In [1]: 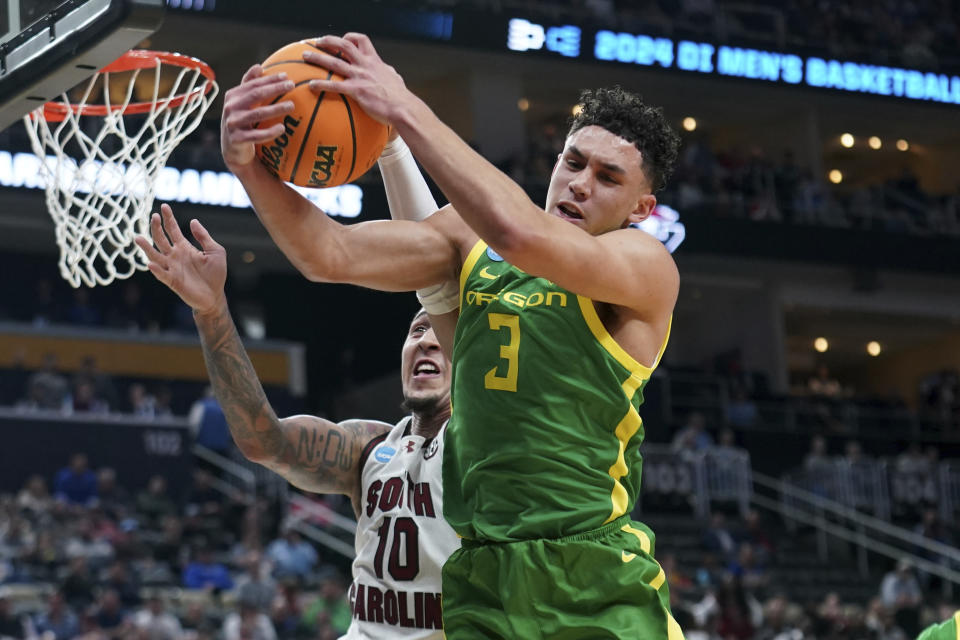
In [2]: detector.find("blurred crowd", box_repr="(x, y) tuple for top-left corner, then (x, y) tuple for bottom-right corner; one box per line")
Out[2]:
(0, 453), (352, 640)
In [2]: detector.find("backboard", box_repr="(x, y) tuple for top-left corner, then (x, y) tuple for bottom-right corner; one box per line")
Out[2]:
(0, 0), (165, 132)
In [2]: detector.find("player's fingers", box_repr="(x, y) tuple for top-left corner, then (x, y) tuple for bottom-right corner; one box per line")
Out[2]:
(160, 204), (186, 246)
(227, 102), (294, 129)
(150, 213), (173, 254)
(241, 64), (263, 83)
(309, 78), (353, 97)
(190, 219), (224, 253)
(311, 35), (356, 59)
(233, 123), (285, 144)
(302, 50), (352, 77)
(226, 76), (293, 112)
(134, 235), (168, 270)
(343, 32), (376, 57)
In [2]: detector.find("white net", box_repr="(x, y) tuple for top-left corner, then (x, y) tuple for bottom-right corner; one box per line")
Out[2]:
(23, 52), (219, 288)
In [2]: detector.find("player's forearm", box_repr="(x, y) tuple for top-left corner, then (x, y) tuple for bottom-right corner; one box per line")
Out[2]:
(193, 301), (288, 466)
(392, 96), (546, 253)
(232, 161), (346, 282)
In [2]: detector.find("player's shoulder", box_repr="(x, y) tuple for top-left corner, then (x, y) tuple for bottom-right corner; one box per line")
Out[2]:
(338, 418), (394, 447)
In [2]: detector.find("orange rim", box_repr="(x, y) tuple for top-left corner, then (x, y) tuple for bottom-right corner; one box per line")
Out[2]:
(41, 50), (217, 122)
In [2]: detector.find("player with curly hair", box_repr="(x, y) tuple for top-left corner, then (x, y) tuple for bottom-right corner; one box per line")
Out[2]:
(221, 33), (683, 638)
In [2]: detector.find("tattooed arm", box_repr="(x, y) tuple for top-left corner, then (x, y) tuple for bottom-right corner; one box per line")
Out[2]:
(135, 205), (390, 506)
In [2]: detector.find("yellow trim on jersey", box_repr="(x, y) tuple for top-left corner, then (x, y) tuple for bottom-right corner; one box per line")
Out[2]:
(954, 611), (959, 640)
(577, 296), (672, 378)
(621, 524), (651, 553)
(620, 524), (685, 639)
(460, 240), (488, 310)
(603, 377), (645, 524)
(579, 295), (673, 524)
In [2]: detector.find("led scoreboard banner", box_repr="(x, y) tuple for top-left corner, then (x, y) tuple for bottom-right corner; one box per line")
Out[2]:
(505, 18), (960, 107)
(165, 1), (960, 108)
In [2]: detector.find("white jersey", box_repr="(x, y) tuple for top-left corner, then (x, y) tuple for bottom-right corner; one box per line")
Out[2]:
(343, 417), (460, 639)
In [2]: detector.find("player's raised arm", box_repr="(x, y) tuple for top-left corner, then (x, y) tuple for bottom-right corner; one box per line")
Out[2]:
(220, 65), (465, 293)
(134, 205), (390, 506)
(305, 35), (679, 321)
(378, 131), (460, 355)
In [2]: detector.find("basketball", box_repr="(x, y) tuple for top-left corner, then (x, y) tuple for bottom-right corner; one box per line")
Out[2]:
(254, 40), (389, 188)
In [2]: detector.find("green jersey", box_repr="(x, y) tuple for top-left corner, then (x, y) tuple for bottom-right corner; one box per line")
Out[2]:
(443, 241), (671, 542)
(918, 612), (960, 640)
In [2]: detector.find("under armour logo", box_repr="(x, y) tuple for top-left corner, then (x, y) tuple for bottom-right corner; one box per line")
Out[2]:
(405, 440), (416, 453)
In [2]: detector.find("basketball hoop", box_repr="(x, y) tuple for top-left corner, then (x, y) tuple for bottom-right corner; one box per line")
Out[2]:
(23, 50), (219, 288)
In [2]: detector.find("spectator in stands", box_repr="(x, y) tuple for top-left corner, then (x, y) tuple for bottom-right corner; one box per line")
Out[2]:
(914, 508), (953, 587)
(269, 577), (305, 638)
(24, 352), (69, 411)
(725, 384), (758, 428)
(803, 435), (832, 475)
(189, 387), (233, 461)
(808, 364), (843, 398)
(70, 379), (109, 414)
(880, 559), (923, 637)
(16, 474), (52, 518)
(266, 527), (318, 582)
(73, 355), (118, 411)
(896, 442), (930, 474)
(182, 543), (233, 591)
(739, 509), (774, 566)
(153, 385), (175, 419)
(92, 588), (131, 638)
(106, 281), (153, 332)
(183, 469), (226, 541)
(131, 594), (182, 640)
(66, 288), (102, 327)
(0, 590), (27, 639)
(151, 515), (186, 575)
(60, 556), (96, 610)
(301, 570), (352, 637)
(53, 453), (98, 507)
(95, 468), (131, 521)
(727, 542), (768, 592)
(64, 516), (114, 570)
(702, 511), (738, 559)
(222, 587), (277, 640)
(31, 278), (63, 326)
(32, 589), (80, 640)
(22, 530), (63, 579)
(135, 475), (177, 530)
(233, 549), (276, 613)
(127, 383), (158, 418)
(659, 552), (695, 608)
(101, 560), (141, 609)
(671, 411), (714, 459)
(715, 577), (757, 640)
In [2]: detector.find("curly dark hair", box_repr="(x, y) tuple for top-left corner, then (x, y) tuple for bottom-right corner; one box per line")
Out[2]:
(568, 87), (680, 193)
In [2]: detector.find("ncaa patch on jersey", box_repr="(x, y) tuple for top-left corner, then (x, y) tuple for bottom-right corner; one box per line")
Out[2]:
(486, 247), (504, 262)
(374, 446), (396, 463)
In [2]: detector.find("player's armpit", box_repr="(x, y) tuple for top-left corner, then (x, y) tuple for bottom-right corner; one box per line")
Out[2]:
(267, 416), (392, 500)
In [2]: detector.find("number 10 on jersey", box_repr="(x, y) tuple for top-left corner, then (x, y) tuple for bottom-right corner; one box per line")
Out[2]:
(374, 516), (420, 580)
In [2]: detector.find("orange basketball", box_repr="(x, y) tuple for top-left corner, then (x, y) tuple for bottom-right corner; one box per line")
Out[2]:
(254, 40), (388, 188)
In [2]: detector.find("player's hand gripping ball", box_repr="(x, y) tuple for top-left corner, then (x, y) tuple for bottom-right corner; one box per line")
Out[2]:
(254, 40), (389, 188)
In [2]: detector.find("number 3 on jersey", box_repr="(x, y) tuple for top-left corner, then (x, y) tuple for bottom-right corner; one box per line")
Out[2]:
(374, 516), (419, 580)
(484, 313), (520, 392)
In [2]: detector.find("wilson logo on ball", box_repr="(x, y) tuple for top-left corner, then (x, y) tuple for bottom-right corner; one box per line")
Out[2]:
(254, 39), (388, 188)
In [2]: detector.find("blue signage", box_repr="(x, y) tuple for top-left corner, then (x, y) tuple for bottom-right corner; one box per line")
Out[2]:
(508, 20), (960, 106)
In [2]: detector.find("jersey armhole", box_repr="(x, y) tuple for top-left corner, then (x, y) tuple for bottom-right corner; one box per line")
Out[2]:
(357, 431), (390, 489)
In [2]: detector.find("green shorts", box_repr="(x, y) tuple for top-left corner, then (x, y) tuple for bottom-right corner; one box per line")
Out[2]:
(441, 516), (685, 639)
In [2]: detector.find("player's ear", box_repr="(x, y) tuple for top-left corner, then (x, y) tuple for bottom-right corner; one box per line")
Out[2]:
(625, 194), (656, 227)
